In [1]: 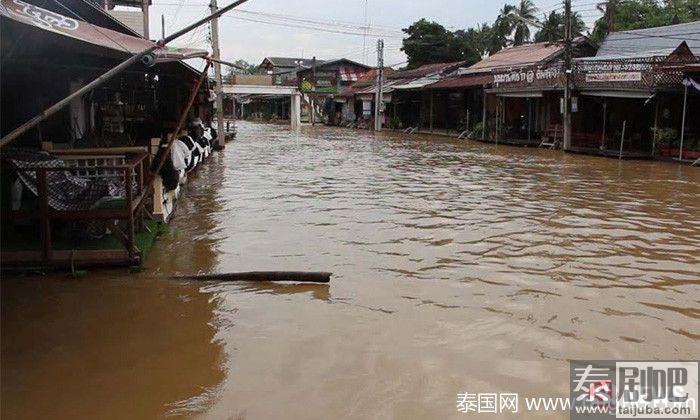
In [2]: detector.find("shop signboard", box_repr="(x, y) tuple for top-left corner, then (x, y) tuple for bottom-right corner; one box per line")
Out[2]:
(493, 66), (563, 88)
(585, 72), (643, 82)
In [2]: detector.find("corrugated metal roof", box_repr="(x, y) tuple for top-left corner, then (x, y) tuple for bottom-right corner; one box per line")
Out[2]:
(387, 61), (463, 79)
(338, 70), (402, 97)
(392, 74), (443, 90)
(262, 57), (324, 68)
(596, 21), (700, 58)
(426, 74), (493, 89)
(460, 42), (564, 74)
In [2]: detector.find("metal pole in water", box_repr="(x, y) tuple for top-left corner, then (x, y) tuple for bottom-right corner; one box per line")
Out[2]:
(679, 84), (688, 161)
(619, 120), (626, 160)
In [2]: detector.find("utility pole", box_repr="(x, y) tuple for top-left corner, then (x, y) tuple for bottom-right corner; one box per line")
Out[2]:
(142, 0), (150, 39)
(374, 38), (384, 131)
(311, 56), (317, 125)
(209, 0), (226, 149)
(563, 0), (572, 150)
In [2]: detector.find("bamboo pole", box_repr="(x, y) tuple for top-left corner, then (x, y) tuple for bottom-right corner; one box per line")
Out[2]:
(152, 61), (211, 178)
(0, 0), (250, 149)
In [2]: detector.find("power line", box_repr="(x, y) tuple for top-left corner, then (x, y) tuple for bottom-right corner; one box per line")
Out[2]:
(220, 14), (405, 39)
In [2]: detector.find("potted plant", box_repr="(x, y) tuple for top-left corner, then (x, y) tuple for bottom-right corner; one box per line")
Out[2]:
(652, 127), (678, 157)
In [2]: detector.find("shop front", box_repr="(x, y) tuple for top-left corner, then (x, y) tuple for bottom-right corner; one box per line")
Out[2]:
(572, 45), (698, 159)
(486, 65), (565, 146)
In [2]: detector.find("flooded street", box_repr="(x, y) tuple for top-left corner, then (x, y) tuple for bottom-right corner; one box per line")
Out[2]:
(2, 121), (699, 419)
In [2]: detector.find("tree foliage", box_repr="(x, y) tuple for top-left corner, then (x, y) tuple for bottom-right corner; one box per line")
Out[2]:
(400, 19), (486, 68)
(400, 0), (700, 68)
(534, 11), (586, 43)
(591, 0), (700, 42)
(512, 0), (538, 45)
(226, 59), (259, 76)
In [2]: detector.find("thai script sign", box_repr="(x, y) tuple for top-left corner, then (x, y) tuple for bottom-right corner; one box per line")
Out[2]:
(585, 72), (643, 82)
(577, 61), (651, 73)
(6, 0), (79, 31)
(493, 67), (562, 86)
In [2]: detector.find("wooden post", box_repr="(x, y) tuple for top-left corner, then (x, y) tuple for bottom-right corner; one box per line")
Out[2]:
(652, 100), (659, 157)
(124, 168), (135, 261)
(527, 98), (531, 143)
(601, 100), (607, 150)
(482, 90), (486, 141)
(429, 91), (434, 132)
(37, 169), (51, 262)
(619, 120), (626, 160)
(495, 98), (500, 144)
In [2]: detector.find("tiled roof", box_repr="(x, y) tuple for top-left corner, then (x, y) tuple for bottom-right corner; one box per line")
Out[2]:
(426, 73), (493, 89)
(596, 21), (700, 58)
(461, 42), (565, 74)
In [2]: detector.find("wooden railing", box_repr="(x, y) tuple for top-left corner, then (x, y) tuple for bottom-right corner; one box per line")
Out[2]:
(2, 147), (151, 267)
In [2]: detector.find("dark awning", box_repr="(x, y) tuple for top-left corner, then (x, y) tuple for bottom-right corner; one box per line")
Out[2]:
(0, 0), (207, 62)
(425, 74), (493, 90)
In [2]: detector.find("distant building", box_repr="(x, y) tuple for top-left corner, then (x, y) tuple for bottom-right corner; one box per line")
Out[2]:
(87, 0), (152, 38)
(258, 57), (325, 85)
(297, 58), (372, 94)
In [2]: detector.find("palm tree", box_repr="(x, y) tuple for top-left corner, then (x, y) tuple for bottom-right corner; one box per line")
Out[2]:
(511, 0), (538, 45)
(474, 23), (494, 58)
(591, 0), (621, 42)
(534, 11), (586, 43)
(598, 0), (620, 31)
(571, 11), (587, 38)
(488, 4), (515, 53)
(534, 11), (562, 43)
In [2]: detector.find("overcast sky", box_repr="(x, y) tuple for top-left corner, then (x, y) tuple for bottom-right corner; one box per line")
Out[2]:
(142, 0), (600, 70)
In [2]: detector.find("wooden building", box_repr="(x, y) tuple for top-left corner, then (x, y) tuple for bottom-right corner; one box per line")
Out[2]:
(569, 22), (700, 159)
(482, 39), (596, 146)
(296, 58), (371, 125)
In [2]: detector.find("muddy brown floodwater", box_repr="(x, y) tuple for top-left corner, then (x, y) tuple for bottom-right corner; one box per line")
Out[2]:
(2, 121), (699, 419)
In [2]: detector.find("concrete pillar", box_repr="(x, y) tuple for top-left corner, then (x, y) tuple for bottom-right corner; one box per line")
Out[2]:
(290, 94), (301, 129)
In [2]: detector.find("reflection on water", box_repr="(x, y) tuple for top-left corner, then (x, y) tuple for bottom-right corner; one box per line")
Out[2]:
(0, 275), (224, 419)
(2, 121), (699, 419)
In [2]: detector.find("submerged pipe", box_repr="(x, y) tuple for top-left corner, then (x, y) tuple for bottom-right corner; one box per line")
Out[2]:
(170, 271), (332, 283)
